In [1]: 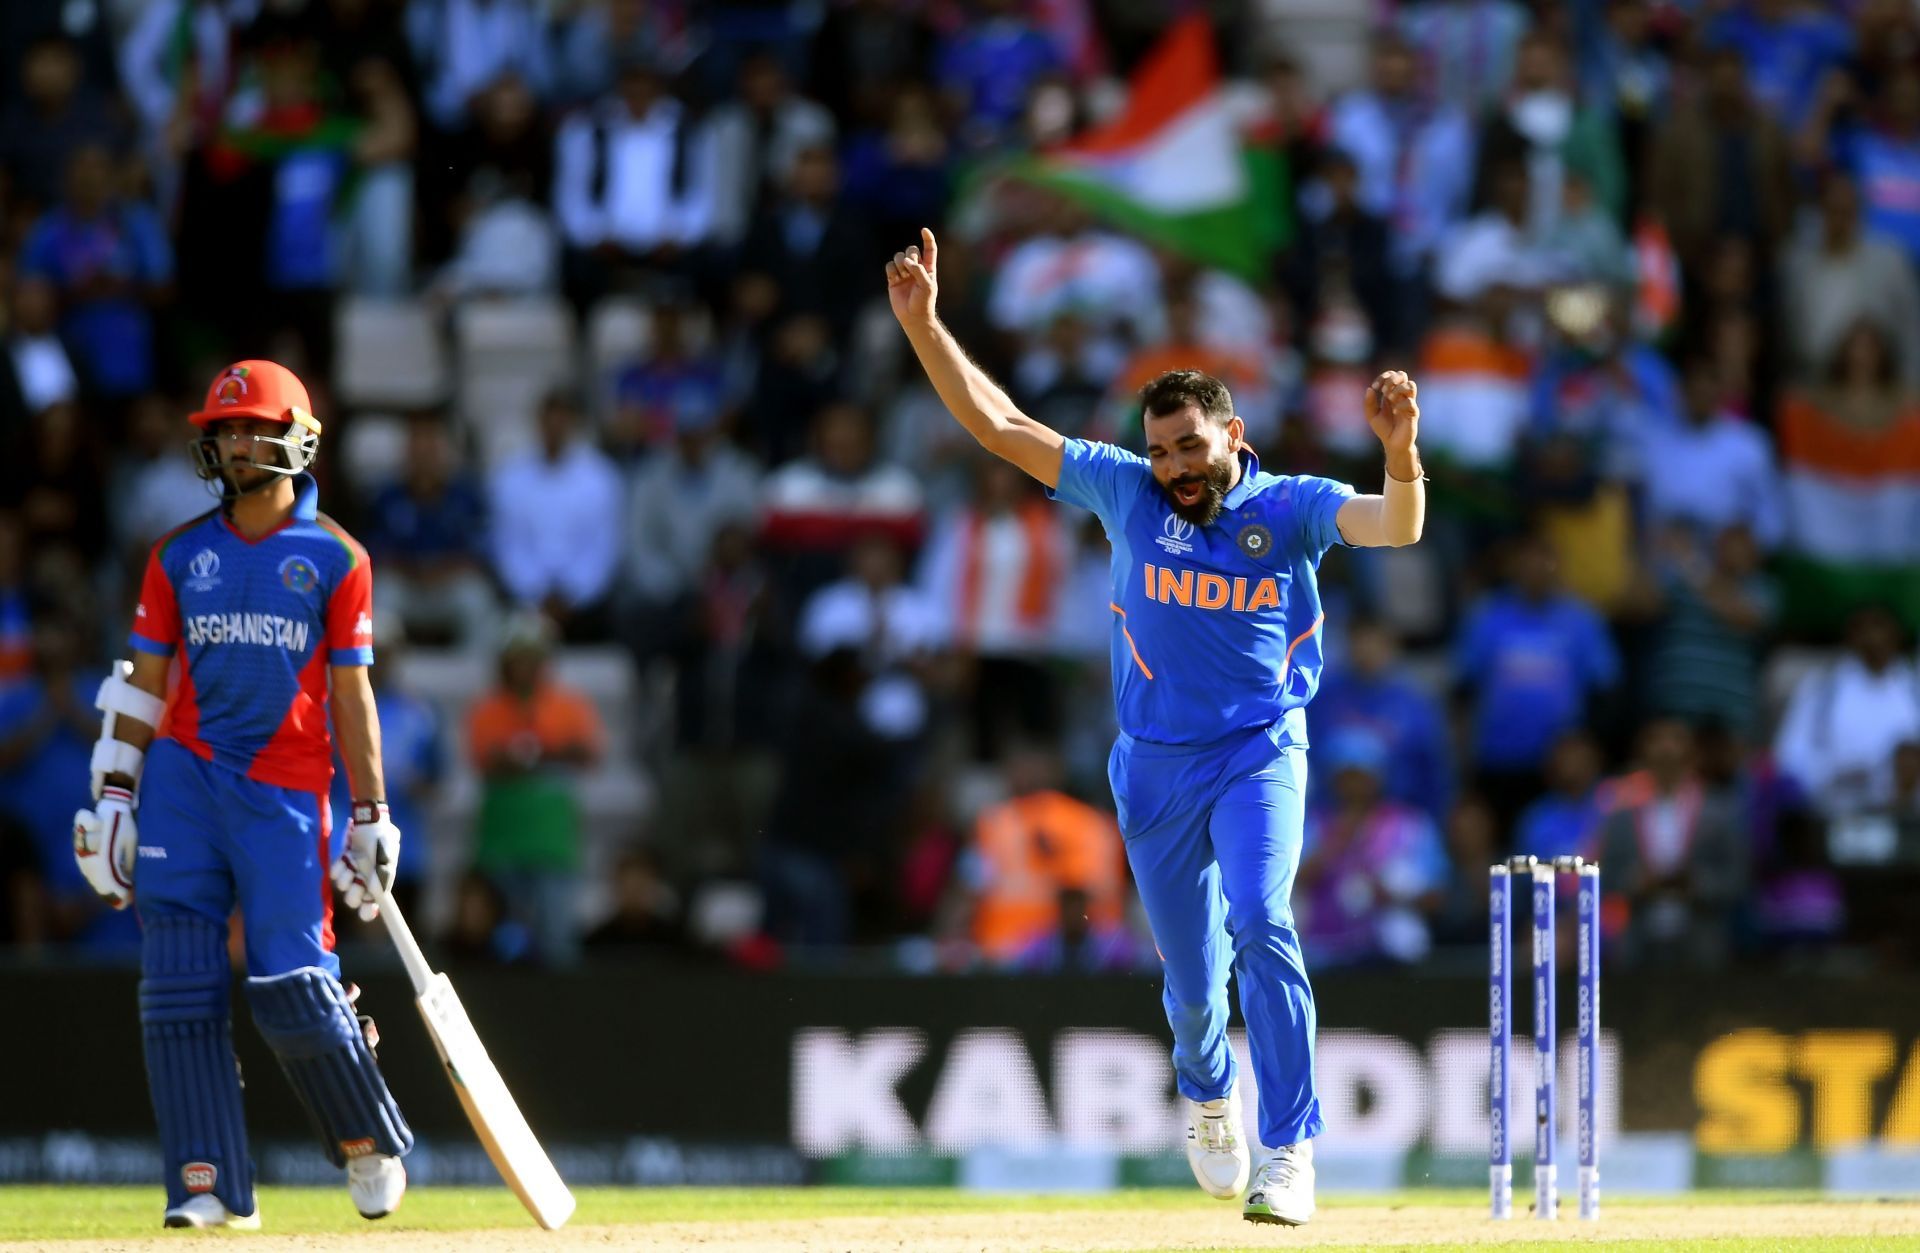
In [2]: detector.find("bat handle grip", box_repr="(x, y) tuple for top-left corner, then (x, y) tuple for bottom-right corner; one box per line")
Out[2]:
(371, 876), (436, 997)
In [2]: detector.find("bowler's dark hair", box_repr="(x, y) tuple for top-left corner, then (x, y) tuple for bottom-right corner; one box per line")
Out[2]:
(1139, 370), (1234, 426)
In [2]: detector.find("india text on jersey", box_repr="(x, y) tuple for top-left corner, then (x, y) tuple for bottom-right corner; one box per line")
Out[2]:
(1142, 562), (1284, 613)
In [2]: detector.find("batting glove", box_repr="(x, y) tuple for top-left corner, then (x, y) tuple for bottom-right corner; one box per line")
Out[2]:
(332, 801), (400, 922)
(73, 785), (137, 910)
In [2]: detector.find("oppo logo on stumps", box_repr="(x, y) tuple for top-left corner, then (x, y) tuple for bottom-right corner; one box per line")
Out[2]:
(182, 1161), (217, 1193)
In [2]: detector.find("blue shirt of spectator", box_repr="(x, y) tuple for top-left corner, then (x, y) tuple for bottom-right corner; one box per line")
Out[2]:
(365, 476), (489, 567)
(936, 17), (1061, 147)
(330, 685), (443, 884)
(0, 671), (141, 947)
(1847, 128), (1920, 267)
(1708, 4), (1852, 128)
(20, 198), (171, 398)
(1515, 788), (1607, 861)
(1456, 554), (1620, 772)
(1311, 626), (1452, 823)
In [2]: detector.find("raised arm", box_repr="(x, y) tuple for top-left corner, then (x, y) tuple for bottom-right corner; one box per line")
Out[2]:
(1336, 370), (1426, 549)
(887, 228), (1066, 487)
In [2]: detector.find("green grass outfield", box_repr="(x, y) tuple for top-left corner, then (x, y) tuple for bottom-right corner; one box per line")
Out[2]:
(2, 1186), (1918, 1250)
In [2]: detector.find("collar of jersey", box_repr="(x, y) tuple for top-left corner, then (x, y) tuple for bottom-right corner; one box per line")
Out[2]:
(218, 473), (320, 544)
(1221, 448), (1262, 512)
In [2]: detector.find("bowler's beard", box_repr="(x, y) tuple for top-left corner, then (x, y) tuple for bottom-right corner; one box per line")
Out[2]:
(1163, 456), (1236, 528)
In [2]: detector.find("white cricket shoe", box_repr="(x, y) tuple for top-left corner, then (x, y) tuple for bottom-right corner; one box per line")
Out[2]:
(347, 1153), (407, 1219)
(1184, 1088), (1251, 1199)
(163, 1194), (261, 1230)
(1243, 1140), (1315, 1226)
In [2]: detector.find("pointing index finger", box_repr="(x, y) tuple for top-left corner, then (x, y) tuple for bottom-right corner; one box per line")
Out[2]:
(922, 227), (938, 274)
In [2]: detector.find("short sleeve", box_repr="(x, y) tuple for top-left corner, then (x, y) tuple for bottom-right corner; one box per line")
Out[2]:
(130, 548), (180, 656)
(1045, 438), (1150, 526)
(1290, 474), (1357, 558)
(326, 556), (375, 666)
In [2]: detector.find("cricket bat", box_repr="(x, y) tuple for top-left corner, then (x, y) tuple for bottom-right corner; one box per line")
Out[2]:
(373, 880), (576, 1229)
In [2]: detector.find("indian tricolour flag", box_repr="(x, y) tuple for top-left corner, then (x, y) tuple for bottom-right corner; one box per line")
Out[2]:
(998, 15), (1286, 279)
(1777, 392), (1920, 631)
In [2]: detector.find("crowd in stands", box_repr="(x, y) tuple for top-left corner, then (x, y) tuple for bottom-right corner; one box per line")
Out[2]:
(2, 0), (1918, 975)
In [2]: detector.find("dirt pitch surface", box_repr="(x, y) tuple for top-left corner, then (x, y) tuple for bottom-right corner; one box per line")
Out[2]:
(5, 1201), (1919, 1252)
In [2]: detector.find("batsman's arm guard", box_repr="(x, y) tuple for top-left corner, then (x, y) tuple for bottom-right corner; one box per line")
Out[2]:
(90, 661), (165, 800)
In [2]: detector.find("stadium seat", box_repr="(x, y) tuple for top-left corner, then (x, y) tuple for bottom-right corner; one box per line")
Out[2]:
(452, 298), (578, 465)
(334, 298), (449, 410)
(337, 414), (407, 504)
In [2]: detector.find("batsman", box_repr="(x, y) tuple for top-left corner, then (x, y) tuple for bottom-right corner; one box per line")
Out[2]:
(887, 231), (1424, 1224)
(71, 360), (412, 1228)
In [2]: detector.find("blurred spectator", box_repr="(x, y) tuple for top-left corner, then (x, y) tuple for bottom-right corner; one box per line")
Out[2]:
(1, 275), (79, 426)
(761, 401), (925, 585)
(1841, 63), (1920, 273)
(4, 402), (108, 570)
(1597, 717), (1748, 969)
(366, 412), (497, 650)
(1296, 729), (1452, 966)
(809, 0), (938, 131)
(1327, 33), (1477, 283)
(467, 613), (606, 966)
(1636, 524), (1777, 739)
(583, 847), (684, 951)
(917, 460), (1068, 760)
(1514, 729), (1608, 862)
(0, 4), (118, 112)
(1409, 304), (1533, 474)
(19, 144), (171, 400)
(489, 391), (624, 641)
(1311, 616), (1452, 823)
(408, 0), (553, 134)
(1639, 357), (1784, 551)
(1775, 605), (1920, 817)
(1521, 429), (1638, 617)
(557, 0), (705, 106)
(935, 0), (1063, 152)
(1435, 159), (1557, 304)
(0, 515), (34, 690)
(1649, 47), (1794, 275)
(422, 71), (552, 280)
(800, 533), (942, 742)
(554, 54), (718, 308)
(1099, 281), (1270, 445)
(444, 868), (533, 964)
(1012, 311), (1116, 442)
(987, 199), (1162, 351)
(706, 50), (836, 248)
(0, 35), (125, 215)
(112, 391), (213, 561)
(761, 646), (909, 947)
(0, 813), (45, 947)
(959, 742), (1125, 965)
(839, 84), (954, 253)
(1476, 33), (1625, 237)
(1433, 792), (1500, 942)
(737, 142), (874, 341)
(1574, 0), (1671, 198)
(1286, 150), (1396, 361)
(618, 381), (762, 657)
(1780, 170), (1920, 389)
(1705, 0), (1853, 129)
(1455, 533), (1621, 836)
(329, 619), (444, 924)
(0, 619), (138, 949)
(607, 296), (727, 462)
(1398, 0), (1530, 118)
(1012, 885), (1146, 973)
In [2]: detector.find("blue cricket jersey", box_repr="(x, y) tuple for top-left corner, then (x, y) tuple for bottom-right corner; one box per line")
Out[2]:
(1047, 438), (1354, 747)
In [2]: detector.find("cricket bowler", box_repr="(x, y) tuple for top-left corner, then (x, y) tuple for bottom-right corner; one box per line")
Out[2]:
(71, 360), (413, 1228)
(887, 230), (1424, 1224)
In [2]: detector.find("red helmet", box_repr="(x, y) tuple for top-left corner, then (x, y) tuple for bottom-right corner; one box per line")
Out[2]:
(188, 360), (323, 495)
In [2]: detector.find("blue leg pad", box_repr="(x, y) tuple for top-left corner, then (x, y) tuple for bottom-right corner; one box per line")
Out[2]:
(245, 967), (413, 1168)
(140, 914), (255, 1215)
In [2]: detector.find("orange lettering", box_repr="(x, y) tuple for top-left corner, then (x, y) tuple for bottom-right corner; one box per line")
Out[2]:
(1142, 563), (1158, 600)
(1163, 569), (1194, 606)
(1246, 578), (1281, 612)
(1232, 577), (1248, 612)
(1197, 574), (1230, 610)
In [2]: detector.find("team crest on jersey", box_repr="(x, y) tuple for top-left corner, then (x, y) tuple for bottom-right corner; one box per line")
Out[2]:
(182, 1161), (216, 1194)
(1155, 512), (1196, 556)
(279, 555), (319, 593)
(1238, 523), (1274, 560)
(215, 365), (250, 404)
(187, 548), (222, 591)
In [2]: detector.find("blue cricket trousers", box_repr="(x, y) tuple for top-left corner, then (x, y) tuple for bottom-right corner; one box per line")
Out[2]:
(1108, 722), (1324, 1149)
(135, 738), (338, 978)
